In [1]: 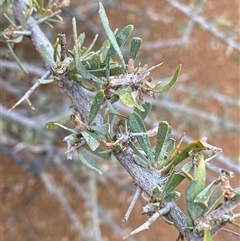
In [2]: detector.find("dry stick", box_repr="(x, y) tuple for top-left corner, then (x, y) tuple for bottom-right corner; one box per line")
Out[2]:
(2, 105), (44, 130)
(150, 99), (239, 131)
(122, 186), (142, 227)
(123, 203), (172, 239)
(20, 210), (41, 241)
(168, 0), (240, 52)
(142, 1), (201, 50)
(221, 228), (240, 238)
(174, 85), (240, 108)
(89, 171), (102, 241)
(9, 70), (51, 112)
(1, 60), (46, 76)
(53, 158), (138, 240)
(40, 172), (89, 240)
(36, 10), (62, 24)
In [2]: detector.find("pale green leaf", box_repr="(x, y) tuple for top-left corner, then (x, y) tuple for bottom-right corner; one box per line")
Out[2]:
(38, 78), (54, 84)
(46, 117), (70, 130)
(203, 230), (214, 241)
(77, 32), (85, 47)
(131, 91), (145, 111)
(119, 89), (135, 108)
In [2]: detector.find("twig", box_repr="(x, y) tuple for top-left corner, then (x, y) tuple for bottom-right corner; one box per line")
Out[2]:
(122, 186), (142, 227)
(36, 10), (62, 24)
(150, 98), (239, 131)
(0, 143), (40, 175)
(89, 171), (102, 241)
(174, 84), (240, 108)
(167, 0), (240, 52)
(102, 171), (136, 195)
(40, 171), (89, 240)
(53, 158), (138, 240)
(205, 162), (234, 178)
(20, 210), (41, 241)
(221, 228), (240, 237)
(1, 59), (46, 76)
(123, 203), (171, 239)
(142, 0), (206, 50)
(9, 70), (52, 112)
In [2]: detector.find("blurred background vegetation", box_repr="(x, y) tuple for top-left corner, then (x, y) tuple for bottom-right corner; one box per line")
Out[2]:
(1, 0), (239, 240)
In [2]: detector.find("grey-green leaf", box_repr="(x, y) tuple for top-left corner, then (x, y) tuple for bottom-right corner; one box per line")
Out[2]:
(155, 121), (172, 166)
(133, 154), (148, 168)
(154, 64), (181, 93)
(7, 43), (28, 74)
(81, 131), (100, 151)
(39, 44), (56, 68)
(98, 3), (126, 69)
(89, 90), (105, 124)
(78, 148), (102, 174)
(128, 112), (154, 164)
(163, 191), (180, 202)
(186, 154), (206, 226)
(204, 189), (222, 214)
(161, 170), (185, 197)
(77, 32), (85, 46)
(90, 123), (108, 137)
(194, 179), (221, 209)
(107, 25), (134, 56)
(75, 53), (104, 84)
(134, 102), (152, 120)
(130, 37), (142, 60)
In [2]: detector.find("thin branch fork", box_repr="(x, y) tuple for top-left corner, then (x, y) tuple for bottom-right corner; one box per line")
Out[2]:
(123, 203), (171, 239)
(40, 172), (89, 240)
(167, 0), (240, 52)
(9, 70), (52, 112)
